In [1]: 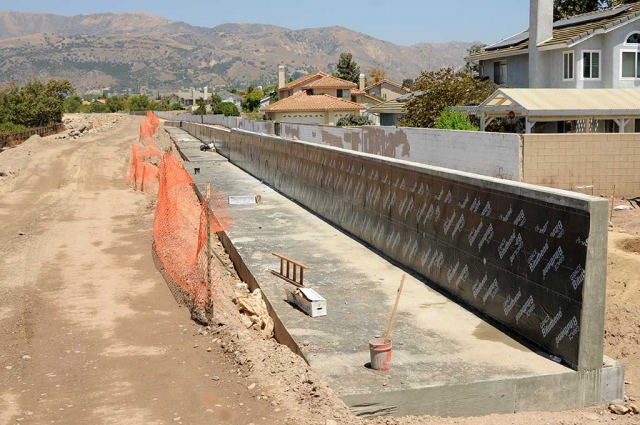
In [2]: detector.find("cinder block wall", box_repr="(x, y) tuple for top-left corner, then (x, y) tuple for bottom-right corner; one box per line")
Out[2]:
(280, 123), (522, 181)
(523, 133), (640, 196)
(224, 128), (607, 372)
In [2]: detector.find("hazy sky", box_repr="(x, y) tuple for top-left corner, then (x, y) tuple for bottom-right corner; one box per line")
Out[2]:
(3, 0), (531, 45)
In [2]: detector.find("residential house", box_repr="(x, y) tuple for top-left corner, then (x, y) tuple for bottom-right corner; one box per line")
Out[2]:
(92, 99), (107, 105)
(367, 92), (421, 126)
(466, 0), (640, 89)
(217, 90), (243, 111)
(169, 87), (213, 110)
(263, 66), (380, 124)
(364, 79), (411, 101)
(262, 91), (366, 125)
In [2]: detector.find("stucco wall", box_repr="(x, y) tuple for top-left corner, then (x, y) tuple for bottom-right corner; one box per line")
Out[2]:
(279, 123), (522, 180)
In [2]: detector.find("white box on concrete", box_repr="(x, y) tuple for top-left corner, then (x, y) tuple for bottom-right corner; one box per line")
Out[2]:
(285, 287), (327, 317)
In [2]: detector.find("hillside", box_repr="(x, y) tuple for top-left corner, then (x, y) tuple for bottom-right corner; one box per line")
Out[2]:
(0, 11), (475, 93)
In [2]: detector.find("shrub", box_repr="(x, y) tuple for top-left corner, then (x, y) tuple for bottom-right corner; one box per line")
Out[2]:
(336, 114), (372, 127)
(435, 109), (478, 131)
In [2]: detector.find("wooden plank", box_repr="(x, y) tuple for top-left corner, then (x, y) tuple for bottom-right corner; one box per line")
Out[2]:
(272, 252), (309, 269)
(270, 270), (305, 288)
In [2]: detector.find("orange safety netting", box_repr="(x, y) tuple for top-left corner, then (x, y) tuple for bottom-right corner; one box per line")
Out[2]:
(128, 111), (233, 323)
(129, 111), (161, 193)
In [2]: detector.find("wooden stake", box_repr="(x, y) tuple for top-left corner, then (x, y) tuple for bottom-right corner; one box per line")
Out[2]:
(610, 184), (616, 222)
(383, 274), (405, 344)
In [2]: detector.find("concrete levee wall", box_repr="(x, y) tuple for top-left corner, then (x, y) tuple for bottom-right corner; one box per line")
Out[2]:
(223, 128), (607, 372)
(280, 123), (522, 181)
(523, 133), (640, 197)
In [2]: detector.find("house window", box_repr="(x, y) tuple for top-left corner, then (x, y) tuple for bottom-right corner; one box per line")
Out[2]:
(306, 89), (313, 95)
(383, 93), (387, 100)
(626, 32), (640, 44)
(622, 33), (640, 79)
(582, 51), (600, 80)
(337, 89), (343, 98)
(494, 61), (506, 85)
(621, 51), (640, 78)
(563, 51), (574, 80)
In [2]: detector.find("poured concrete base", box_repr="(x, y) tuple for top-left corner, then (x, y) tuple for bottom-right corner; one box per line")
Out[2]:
(170, 130), (625, 417)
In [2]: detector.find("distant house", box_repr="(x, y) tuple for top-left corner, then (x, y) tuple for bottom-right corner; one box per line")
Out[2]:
(466, 0), (640, 89)
(367, 92), (419, 126)
(217, 90), (243, 110)
(364, 79), (411, 101)
(169, 87), (213, 110)
(92, 99), (107, 105)
(259, 96), (272, 110)
(262, 91), (366, 125)
(82, 100), (91, 106)
(263, 66), (378, 125)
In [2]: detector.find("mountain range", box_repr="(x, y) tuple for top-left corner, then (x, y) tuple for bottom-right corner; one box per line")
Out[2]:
(0, 11), (475, 94)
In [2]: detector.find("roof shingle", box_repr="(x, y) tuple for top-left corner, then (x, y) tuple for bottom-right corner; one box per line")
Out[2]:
(262, 92), (365, 112)
(467, 3), (640, 61)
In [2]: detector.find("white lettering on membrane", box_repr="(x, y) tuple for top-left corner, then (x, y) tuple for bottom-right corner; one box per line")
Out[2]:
(443, 211), (456, 236)
(469, 221), (483, 247)
(478, 224), (494, 252)
(499, 205), (512, 222)
(483, 279), (499, 304)
(515, 295), (535, 323)
(498, 231), (516, 259)
(555, 316), (579, 346)
(513, 210), (526, 227)
(570, 265), (585, 290)
(446, 261), (460, 283)
(550, 220), (565, 238)
(472, 274), (488, 298)
(542, 247), (565, 279)
(503, 289), (521, 316)
(455, 265), (469, 289)
(510, 234), (524, 265)
(452, 214), (466, 239)
(541, 308), (563, 338)
(528, 242), (549, 272)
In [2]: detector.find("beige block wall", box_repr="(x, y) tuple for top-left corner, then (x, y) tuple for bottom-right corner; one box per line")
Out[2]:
(522, 133), (640, 196)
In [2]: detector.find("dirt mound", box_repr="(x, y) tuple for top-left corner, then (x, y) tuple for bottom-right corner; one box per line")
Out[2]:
(619, 237), (640, 253)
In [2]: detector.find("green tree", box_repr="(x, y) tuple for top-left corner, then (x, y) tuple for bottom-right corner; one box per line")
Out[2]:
(210, 93), (222, 105)
(399, 68), (497, 128)
(171, 103), (184, 110)
(89, 103), (107, 113)
(105, 96), (125, 112)
(246, 83), (256, 94)
(213, 102), (240, 117)
(127, 94), (151, 112)
(336, 114), (372, 126)
(435, 109), (478, 131)
(334, 53), (360, 83)
(194, 98), (207, 115)
(402, 79), (414, 90)
(0, 79), (74, 127)
(554, 0), (634, 20)
(64, 96), (83, 113)
(465, 44), (486, 73)
(241, 92), (263, 113)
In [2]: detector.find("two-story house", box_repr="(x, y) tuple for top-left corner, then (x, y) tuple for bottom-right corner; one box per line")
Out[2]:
(364, 79), (411, 101)
(262, 66), (381, 125)
(466, 0), (640, 89)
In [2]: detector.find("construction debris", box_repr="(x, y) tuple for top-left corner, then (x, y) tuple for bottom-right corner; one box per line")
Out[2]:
(234, 288), (274, 339)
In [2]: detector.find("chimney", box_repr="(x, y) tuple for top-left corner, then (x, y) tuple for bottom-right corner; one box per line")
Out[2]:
(359, 73), (365, 91)
(529, 0), (553, 88)
(278, 65), (285, 88)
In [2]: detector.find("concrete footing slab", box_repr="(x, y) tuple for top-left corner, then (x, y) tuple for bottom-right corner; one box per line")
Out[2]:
(168, 129), (625, 418)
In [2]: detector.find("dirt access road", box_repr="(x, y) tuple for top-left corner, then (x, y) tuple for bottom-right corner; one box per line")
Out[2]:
(0, 115), (283, 424)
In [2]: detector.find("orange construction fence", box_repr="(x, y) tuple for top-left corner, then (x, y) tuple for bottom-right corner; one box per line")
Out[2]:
(128, 111), (233, 323)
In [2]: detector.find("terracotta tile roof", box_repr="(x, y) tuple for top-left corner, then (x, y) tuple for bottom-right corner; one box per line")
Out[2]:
(360, 93), (384, 104)
(467, 3), (640, 61)
(364, 79), (411, 93)
(262, 92), (365, 112)
(301, 75), (357, 90)
(280, 71), (327, 91)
